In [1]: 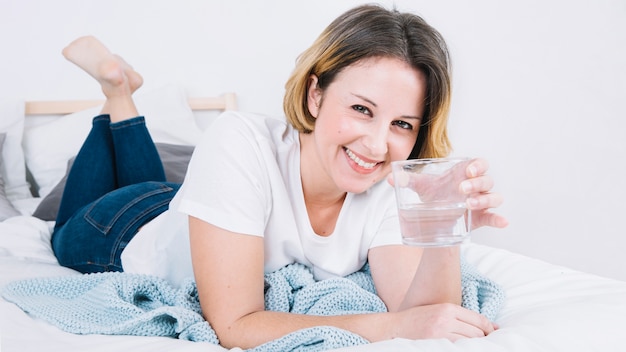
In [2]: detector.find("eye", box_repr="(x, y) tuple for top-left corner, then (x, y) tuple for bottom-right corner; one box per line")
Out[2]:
(352, 104), (372, 116)
(392, 120), (414, 130)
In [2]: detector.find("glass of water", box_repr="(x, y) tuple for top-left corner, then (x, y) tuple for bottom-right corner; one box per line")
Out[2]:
(391, 157), (472, 247)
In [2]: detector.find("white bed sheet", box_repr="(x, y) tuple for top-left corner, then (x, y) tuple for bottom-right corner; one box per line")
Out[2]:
(2, 208), (626, 352)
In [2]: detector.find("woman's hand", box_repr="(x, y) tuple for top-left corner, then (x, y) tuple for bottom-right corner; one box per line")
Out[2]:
(387, 157), (508, 230)
(391, 303), (498, 341)
(459, 158), (508, 230)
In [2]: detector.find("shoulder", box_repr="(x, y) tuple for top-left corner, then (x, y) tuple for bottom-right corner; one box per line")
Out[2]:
(194, 111), (294, 155)
(210, 111), (292, 139)
(188, 111), (298, 184)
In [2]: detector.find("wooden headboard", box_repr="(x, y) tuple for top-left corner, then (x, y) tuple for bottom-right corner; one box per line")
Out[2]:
(24, 93), (237, 115)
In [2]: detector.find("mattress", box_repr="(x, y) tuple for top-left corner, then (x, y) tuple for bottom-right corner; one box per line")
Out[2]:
(2, 202), (626, 351)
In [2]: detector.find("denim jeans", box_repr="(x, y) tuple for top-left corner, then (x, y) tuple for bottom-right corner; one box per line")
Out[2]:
(51, 115), (180, 273)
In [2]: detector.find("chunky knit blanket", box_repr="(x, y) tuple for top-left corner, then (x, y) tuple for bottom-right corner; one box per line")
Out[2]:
(2, 260), (504, 351)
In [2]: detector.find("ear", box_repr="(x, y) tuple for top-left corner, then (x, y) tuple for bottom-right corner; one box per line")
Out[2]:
(306, 74), (322, 118)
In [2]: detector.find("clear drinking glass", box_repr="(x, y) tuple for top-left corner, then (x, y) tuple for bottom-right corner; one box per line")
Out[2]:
(391, 157), (472, 247)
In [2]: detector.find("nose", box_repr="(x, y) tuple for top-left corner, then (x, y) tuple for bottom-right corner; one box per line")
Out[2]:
(362, 122), (389, 157)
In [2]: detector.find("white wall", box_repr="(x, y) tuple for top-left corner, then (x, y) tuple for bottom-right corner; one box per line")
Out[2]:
(1, 0), (625, 280)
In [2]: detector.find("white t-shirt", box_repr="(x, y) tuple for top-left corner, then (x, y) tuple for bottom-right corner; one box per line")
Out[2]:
(122, 111), (402, 286)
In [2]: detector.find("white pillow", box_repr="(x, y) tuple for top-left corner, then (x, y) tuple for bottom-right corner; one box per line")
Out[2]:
(0, 99), (31, 200)
(23, 84), (203, 198)
(0, 133), (22, 220)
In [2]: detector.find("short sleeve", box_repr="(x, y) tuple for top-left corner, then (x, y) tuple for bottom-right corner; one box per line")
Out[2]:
(368, 188), (403, 248)
(175, 112), (271, 236)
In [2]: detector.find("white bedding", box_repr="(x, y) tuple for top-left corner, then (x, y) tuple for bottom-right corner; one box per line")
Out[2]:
(2, 203), (626, 352)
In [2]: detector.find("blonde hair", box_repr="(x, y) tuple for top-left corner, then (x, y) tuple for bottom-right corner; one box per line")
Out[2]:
(283, 4), (452, 159)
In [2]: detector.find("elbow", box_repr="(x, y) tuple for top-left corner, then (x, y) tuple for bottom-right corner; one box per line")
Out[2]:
(212, 322), (243, 349)
(209, 312), (262, 350)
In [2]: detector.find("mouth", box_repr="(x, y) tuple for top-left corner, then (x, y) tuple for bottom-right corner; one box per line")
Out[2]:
(343, 147), (381, 170)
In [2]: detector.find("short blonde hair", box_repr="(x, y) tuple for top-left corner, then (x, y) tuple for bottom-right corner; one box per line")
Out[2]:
(283, 4), (452, 159)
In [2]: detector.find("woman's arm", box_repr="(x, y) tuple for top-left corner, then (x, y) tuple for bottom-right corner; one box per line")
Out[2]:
(189, 216), (392, 348)
(368, 245), (461, 312)
(190, 217), (493, 349)
(368, 158), (506, 324)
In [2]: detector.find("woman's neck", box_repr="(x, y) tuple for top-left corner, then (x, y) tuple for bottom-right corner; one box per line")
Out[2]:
(299, 132), (347, 236)
(298, 132), (346, 204)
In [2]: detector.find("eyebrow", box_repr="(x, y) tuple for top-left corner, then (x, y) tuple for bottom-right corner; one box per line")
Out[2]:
(353, 93), (378, 108)
(352, 93), (422, 121)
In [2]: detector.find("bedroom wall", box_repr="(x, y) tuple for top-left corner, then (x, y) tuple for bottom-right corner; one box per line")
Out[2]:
(1, 0), (625, 281)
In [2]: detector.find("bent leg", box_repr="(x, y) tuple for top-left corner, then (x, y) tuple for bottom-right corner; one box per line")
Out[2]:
(55, 115), (116, 227)
(55, 36), (160, 226)
(52, 181), (181, 273)
(53, 36), (170, 272)
(110, 116), (166, 188)
(55, 115), (167, 227)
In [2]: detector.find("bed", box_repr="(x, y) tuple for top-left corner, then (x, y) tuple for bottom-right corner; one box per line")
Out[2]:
(2, 86), (626, 352)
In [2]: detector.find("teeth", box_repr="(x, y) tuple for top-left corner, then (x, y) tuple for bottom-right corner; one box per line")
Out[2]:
(345, 148), (377, 169)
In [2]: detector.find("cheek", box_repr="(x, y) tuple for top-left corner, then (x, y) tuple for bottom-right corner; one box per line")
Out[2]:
(335, 119), (354, 135)
(318, 112), (352, 137)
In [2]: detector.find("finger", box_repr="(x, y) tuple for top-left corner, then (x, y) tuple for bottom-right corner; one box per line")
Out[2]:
(460, 175), (494, 195)
(408, 173), (439, 195)
(456, 310), (496, 336)
(450, 321), (489, 339)
(472, 211), (509, 229)
(466, 158), (489, 178)
(467, 192), (503, 210)
(446, 332), (467, 342)
(387, 173), (395, 186)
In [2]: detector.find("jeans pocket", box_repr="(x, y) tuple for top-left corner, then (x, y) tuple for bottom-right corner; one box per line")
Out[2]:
(83, 181), (178, 236)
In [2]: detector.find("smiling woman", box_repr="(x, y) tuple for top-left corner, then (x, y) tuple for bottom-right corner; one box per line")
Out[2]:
(180, 4), (506, 349)
(283, 5), (453, 161)
(300, 56), (425, 193)
(2, 1), (626, 351)
(10, 3), (505, 351)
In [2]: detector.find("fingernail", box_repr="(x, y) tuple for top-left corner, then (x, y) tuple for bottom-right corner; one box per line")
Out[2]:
(468, 165), (478, 177)
(467, 198), (478, 208)
(461, 181), (472, 193)
(395, 171), (409, 187)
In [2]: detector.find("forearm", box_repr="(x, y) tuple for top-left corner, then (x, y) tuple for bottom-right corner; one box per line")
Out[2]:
(217, 310), (393, 349)
(398, 245), (461, 310)
(221, 245), (461, 349)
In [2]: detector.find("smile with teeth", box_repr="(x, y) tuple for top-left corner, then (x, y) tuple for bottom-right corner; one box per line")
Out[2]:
(344, 147), (379, 169)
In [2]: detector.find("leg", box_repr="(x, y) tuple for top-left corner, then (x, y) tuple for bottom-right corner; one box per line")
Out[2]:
(54, 115), (116, 227)
(52, 181), (181, 273)
(53, 117), (169, 273)
(110, 116), (167, 188)
(63, 36), (165, 185)
(52, 37), (173, 273)
(79, 37), (169, 186)
(55, 115), (167, 227)
(55, 36), (166, 226)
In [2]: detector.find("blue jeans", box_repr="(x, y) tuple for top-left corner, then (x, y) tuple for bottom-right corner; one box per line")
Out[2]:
(51, 115), (181, 273)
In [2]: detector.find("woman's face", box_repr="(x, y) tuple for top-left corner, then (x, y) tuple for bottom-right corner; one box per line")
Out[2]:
(305, 56), (427, 194)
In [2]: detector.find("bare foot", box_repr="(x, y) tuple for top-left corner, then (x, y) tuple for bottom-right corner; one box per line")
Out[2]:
(63, 36), (143, 121)
(112, 54), (143, 93)
(62, 36), (143, 98)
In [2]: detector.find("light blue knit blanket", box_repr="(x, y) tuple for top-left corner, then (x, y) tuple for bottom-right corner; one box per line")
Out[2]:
(2, 260), (504, 351)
